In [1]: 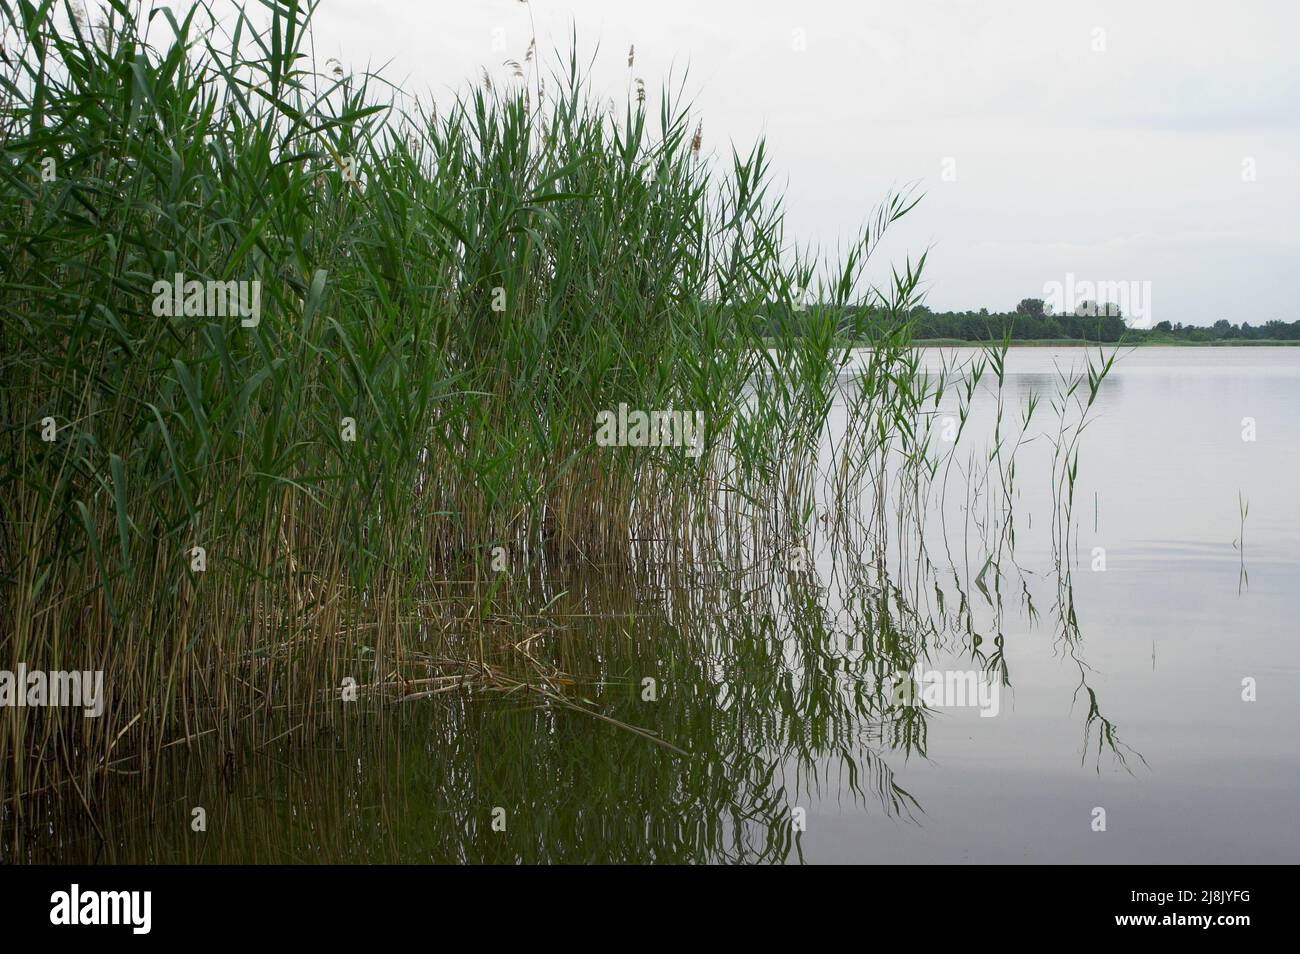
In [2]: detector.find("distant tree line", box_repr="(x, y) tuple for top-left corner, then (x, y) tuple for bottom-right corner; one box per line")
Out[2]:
(908, 298), (1131, 342)
(761, 298), (1300, 343)
(907, 298), (1300, 342)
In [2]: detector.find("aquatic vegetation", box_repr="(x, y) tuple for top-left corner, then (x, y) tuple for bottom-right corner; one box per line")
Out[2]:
(0, 1), (1129, 860)
(0, 0), (928, 816)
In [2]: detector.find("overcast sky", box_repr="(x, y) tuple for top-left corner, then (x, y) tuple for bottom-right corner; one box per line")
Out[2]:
(304, 0), (1299, 326)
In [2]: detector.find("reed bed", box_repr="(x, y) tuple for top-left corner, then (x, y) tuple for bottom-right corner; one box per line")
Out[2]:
(0, 0), (951, 834)
(0, 2), (1128, 844)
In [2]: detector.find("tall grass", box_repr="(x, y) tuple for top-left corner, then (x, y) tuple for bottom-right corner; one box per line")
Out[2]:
(0, 0), (935, 824)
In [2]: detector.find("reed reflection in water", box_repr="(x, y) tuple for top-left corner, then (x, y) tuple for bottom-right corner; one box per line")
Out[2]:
(16, 355), (1136, 863)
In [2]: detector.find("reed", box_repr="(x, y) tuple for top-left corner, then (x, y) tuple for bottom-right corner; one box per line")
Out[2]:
(0, 0), (937, 827)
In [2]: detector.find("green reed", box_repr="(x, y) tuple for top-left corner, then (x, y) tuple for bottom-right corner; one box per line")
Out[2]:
(0, 0), (930, 816)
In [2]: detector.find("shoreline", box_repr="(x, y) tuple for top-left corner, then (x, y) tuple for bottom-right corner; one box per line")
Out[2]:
(909, 338), (1300, 348)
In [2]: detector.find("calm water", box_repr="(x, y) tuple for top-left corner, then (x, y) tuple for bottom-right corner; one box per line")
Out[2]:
(830, 346), (1300, 863)
(24, 347), (1300, 864)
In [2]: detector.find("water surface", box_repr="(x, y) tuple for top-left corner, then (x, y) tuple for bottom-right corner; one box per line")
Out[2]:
(23, 347), (1300, 864)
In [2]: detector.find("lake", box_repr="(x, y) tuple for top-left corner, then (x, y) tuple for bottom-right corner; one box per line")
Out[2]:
(22, 347), (1300, 864)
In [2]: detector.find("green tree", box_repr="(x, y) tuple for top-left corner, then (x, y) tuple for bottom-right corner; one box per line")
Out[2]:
(1016, 298), (1046, 319)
